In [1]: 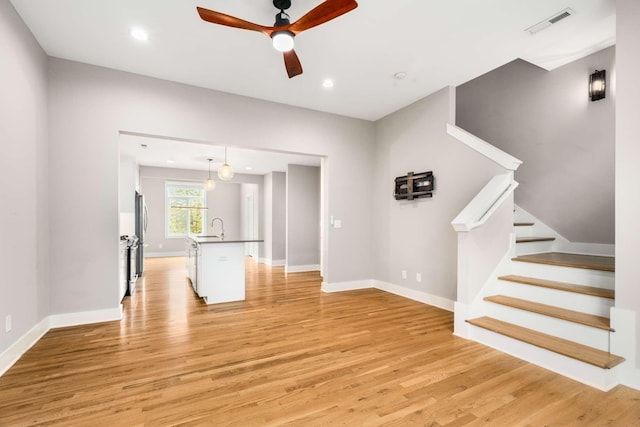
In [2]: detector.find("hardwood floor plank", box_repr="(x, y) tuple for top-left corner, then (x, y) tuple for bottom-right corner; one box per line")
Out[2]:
(1, 257), (639, 426)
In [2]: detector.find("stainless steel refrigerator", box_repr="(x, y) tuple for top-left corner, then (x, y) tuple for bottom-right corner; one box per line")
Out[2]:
(135, 191), (147, 276)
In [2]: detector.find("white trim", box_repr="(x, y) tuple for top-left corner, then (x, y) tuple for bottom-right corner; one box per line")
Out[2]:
(0, 317), (50, 377)
(447, 123), (522, 171)
(451, 173), (519, 232)
(258, 257), (266, 264)
(611, 307), (640, 391)
(48, 307), (123, 329)
(0, 307), (123, 378)
(285, 264), (320, 273)
(145, 251), (185, 258)
(373, 280), (455, 312)
(321, 279), (455, 312)
(264, 259), (286, 267)
(321, 280), (373, 293)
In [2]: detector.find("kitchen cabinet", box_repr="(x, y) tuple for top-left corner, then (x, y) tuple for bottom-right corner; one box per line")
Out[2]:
(186, 236), (263, 304)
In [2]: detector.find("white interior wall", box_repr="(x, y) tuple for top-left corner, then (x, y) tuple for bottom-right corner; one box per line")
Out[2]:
(615, 0), (640, 383)
(0, 0), (49, 357)
(47, 58), (375, 316)
(373, 87), (504, 304)
(286, 165), (320, 271)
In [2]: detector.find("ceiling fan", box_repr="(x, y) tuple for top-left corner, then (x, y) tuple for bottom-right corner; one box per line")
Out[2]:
(197, 0), (358, 78)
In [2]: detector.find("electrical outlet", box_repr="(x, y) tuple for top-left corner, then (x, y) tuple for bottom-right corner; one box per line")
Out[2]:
(416, 273), (422, 282)
(401, 270), (407, 280)
(158, 243), (163, 249)
(5, 315), (11, 332)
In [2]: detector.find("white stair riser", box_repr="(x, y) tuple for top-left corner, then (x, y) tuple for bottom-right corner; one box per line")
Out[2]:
(515, 240), (555, 255)
(494, 281), (613, 317)
(515, 226), (534, 238)
(483, 303), (611, 351)
(512, 261), (615, 288)
(468, 325), (620, 391)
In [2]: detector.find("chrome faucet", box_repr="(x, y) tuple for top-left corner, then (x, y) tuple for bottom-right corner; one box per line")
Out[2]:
(210, 217), (225, 239)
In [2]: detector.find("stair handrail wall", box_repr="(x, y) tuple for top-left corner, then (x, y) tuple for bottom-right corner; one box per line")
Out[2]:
(449, 124), (522, 338)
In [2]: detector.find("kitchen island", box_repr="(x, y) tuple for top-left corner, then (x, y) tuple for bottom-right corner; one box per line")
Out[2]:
(186, 236), (263, 304)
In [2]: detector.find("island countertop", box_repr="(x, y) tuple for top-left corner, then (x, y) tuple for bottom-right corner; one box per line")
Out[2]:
(189, 236), (264, 244)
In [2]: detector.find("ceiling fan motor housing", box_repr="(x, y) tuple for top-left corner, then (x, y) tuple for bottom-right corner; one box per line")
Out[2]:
(274, 11), (291, 27)
(273, 0), (292, 11)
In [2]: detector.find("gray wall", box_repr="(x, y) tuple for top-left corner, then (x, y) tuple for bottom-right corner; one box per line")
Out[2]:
(456, 48), (616, 244)
(47, 57), (374, 315)
(139, 166), (247, 255)
(263, 172), (287, 264)
(286, 165), (320, 269)
(0, 0), (49, 355)
(373, 87), (504, 301)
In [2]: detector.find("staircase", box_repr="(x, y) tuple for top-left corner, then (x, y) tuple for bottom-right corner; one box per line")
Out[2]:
(464, 217), (623, 390)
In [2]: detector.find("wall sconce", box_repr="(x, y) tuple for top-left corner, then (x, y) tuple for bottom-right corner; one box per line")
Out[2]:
(589, 69), (606, 101)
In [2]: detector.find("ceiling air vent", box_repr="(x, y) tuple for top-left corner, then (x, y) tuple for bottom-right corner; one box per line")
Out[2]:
(525, 8), (575, 35)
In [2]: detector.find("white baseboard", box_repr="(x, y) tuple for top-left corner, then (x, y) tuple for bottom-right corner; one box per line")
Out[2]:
(373, 280), (455, 312)
(321, 279), (455, 312)
(264, 259), (286, 267)
(0, 306), (123, 378)
(0, 317), (50, 377)
(48, 307), (123, 329)
(321, 279), (373, 293)
(258, 257), (266, 264)
(145, 252), (185, 258)
(285, 264), (320, 273)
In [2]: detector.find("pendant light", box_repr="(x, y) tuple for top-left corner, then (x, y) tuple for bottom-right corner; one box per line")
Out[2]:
(205, 158), (216, 191)
(218, 146), (234, 181)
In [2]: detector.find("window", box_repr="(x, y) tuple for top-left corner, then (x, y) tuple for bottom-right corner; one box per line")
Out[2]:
(166, 181), (206, 237)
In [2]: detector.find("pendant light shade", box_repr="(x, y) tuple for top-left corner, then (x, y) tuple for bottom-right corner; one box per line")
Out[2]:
(205, 158), (216, 191)
(218, 147), (234, 181)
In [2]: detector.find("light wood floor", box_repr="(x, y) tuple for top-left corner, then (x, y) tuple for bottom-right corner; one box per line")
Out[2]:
(1, 257), (640, 426)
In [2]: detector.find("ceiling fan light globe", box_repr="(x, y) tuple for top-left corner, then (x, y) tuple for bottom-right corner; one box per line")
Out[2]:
(218, 164), (234, 181)
(272, 31), (294, 52)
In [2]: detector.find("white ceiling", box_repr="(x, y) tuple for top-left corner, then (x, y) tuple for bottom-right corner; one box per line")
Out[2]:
(11, 0), (615, 122)
(11, 0), (615, 174)
(119, 133), (321, 174)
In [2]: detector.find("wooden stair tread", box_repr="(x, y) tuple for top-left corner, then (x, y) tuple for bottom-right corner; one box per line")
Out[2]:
(466, 317), (625, 369)
(498, 275), (614, 299)
(512, 252), (615, 272)
(514, 222), (534, 226)
(516, 236), (556, 243)
(484, 295), (613, 331)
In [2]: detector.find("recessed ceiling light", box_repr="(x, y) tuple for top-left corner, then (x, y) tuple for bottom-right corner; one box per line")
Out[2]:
(245, 166), (253, 171)
(130, 28), (149, 42)
(166, 160), (175, 164)
(322, 79), (334, 89)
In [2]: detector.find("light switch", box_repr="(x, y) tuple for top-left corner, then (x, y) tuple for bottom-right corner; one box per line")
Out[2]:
(333, 219), (342, 228)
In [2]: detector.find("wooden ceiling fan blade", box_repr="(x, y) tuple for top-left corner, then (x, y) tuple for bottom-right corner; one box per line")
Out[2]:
(197, 7), (271, 35)
(283, 50), (303, 78)
(289, 0), (358, 34)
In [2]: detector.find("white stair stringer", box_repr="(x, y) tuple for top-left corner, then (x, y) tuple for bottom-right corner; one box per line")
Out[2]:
(468, 324), (621, 391)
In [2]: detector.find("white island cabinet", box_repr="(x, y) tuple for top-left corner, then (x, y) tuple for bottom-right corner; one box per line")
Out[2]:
(187, 236), (263, 305)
